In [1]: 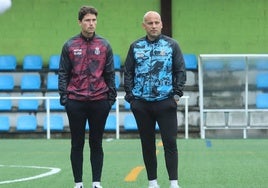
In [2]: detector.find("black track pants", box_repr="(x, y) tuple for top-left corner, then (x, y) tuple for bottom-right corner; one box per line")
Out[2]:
(65, 99), (110, 183)
(131, 98), (179, 180)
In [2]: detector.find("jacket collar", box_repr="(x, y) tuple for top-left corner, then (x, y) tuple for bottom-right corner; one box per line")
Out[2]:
(145, 34), (162, 43)
(80, 32), (95, 42)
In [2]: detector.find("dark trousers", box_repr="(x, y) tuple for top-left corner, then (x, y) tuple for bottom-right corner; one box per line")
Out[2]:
(131, 98), (178, 181)
(65, 99), (110, 183)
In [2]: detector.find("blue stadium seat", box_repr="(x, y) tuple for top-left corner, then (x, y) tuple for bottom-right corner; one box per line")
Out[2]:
(123, 114), (159, 131)
(111, 102), (116, 110)
(16, 115), (37, 131)
(256, 73), (268, 89)
(45, 93), (64, 110)
(0, 115), (10, 131)
(86, 121), (90, 131)
(228, 60), (246, 71)
(124, 101), (130, 110)
(104, 114), (116, 130)
(183, 54), (198, 70)
(203, 61), (224, 71)
(256, 93), (268, 109)
(49, 55), (60, 70)
(255, 59), (268, 70)
(20, 74), (41, 90)
(0, 94), (12, 111)
(47, 74), (59, 90)
(18, 94), (39, 111)
(113, 54), (121, 70)
(0, 75), (14, 90)
(43, 114), (64, 131)
(124, 114), (138, 131)
(155, 122), (160, 131)
(23, 55), (43, 70)
(0, 55), (17, 70)
(115, 74), (120, 89)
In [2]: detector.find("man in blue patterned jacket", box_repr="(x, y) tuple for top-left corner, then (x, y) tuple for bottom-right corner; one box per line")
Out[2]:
(58, 6), (116, 188)
(124, 11), (186, 188)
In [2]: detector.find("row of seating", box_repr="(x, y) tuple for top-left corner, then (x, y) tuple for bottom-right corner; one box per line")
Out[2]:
(2, 93), (267, 111)
(0, 93), (64, 111)
(0, 54), (198, 71)
(203, 59), (268, 71)
(1, 72), (266, 92)
(0, 113), (147, 132)
(0, 93), (133, 111)
(206, 110), (268, 127)
(0, 73), (122, 91)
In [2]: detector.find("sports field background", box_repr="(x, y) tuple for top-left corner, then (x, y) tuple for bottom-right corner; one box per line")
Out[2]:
(1, 1), (268, 187)
(0, 139), (267, 188)
(1, 0), (268, 64)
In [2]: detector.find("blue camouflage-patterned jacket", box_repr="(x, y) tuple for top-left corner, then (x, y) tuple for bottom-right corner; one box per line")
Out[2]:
(124, 34), (186, 102)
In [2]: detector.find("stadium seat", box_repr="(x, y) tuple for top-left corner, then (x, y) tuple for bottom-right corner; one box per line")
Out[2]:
(111, 102), (116, 110)
(18, 94), (39, 111)
(16, 115), (37, 131)
(205, 112), (226, 126)
(203, 61), (224, 71)
(256, 93), (268, 109)
(228, 60), (246, 71)
(0, 94), (12, 111)
(124, 114), (138, 131)
(49, 55), (60, 70)
(256, 73), (268, 89)
(104, 114), (116, 130)
(250, 111), (268, 126)
(124, 101), (130, 110)
(45, 93), (64, 110)
(20, 74), (41, 90)
(228, 112), (247, 126)
(113, 54), (121, 70)
(43, 114), (64, 131)
(86, 121), (90, 131)
(255, 59), (268, 70)
(0, 115), (10, 131)
(0, 75), (14, 90)
(0, 55), (17, 70)
(23, 55), (43, 70)
(183, 54), (198, 70)
(155, 122), (160, 130)
(115, 74), (120, 89)
(47, 74), (59, 90)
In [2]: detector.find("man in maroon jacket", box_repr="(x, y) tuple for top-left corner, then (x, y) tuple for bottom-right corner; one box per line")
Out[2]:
(58, 6), (116, 188)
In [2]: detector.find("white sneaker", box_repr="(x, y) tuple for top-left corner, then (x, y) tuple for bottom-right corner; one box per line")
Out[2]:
(74, 182), (83, 188)
(93, 185), (103, 188)
(170, 185), (181, 188)
(148, 185), (160, 188)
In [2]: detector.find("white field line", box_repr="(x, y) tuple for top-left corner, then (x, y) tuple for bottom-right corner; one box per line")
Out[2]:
(0, 165), (61, 184)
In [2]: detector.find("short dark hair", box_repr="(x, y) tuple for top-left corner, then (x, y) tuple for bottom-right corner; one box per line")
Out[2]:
(78, 6), (98, 21)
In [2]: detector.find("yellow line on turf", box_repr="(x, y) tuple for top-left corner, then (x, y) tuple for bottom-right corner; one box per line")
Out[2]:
(124, 166), (145, 182)
(124, 140), (163, 182)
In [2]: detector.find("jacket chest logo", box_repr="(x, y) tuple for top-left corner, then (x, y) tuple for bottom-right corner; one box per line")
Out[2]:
(73, 49), (82, 55)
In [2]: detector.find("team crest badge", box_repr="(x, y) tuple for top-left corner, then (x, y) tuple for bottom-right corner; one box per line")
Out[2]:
(94, 47), (100, 55)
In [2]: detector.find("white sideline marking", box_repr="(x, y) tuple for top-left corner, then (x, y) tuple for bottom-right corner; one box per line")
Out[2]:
(0, 165), (61, 184)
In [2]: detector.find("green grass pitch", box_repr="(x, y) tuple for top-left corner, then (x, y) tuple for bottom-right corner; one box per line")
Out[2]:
(0, 139), (267, 188)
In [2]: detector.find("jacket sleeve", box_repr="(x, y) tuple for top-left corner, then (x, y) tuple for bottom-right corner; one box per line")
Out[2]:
(172, 42), (186, 97)
(103, 44), (117, 105)
(58, 43), (72, 106)
(123, 44), (135, 103)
